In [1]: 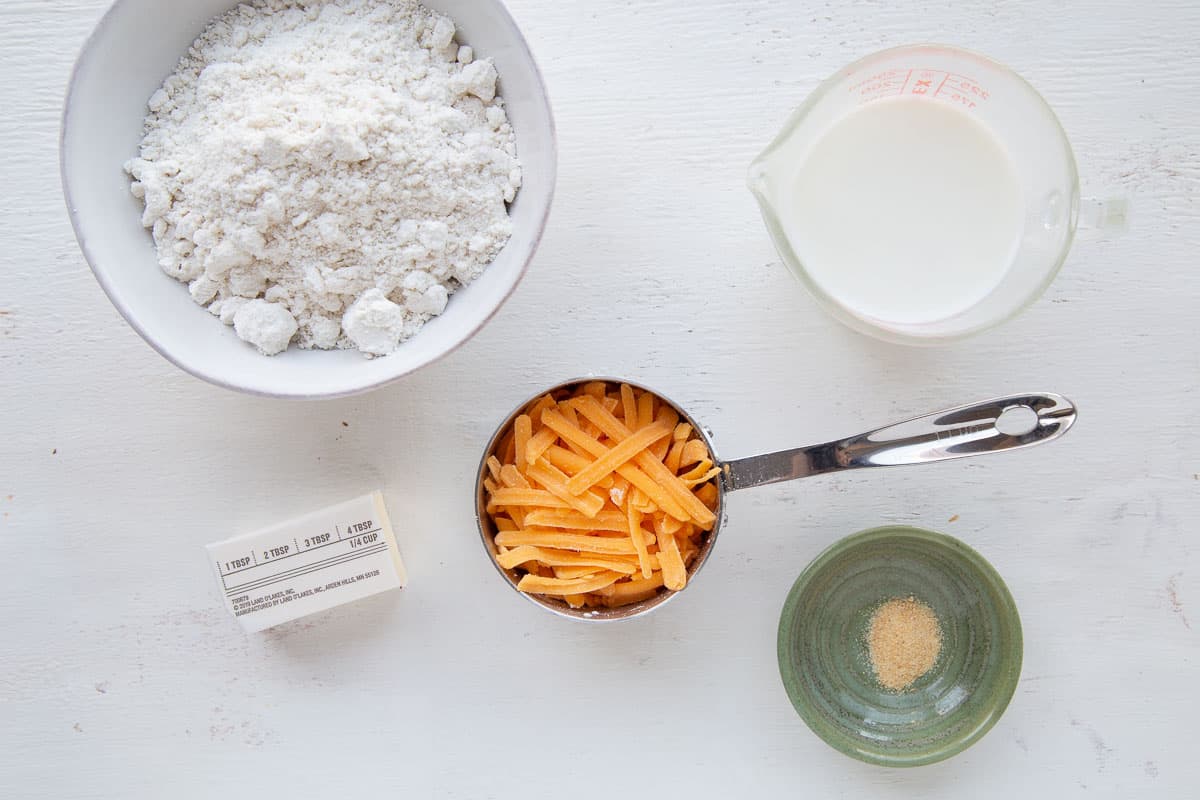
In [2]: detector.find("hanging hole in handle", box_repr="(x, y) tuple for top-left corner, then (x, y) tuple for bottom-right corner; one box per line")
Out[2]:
(996, 405), (1039, 436)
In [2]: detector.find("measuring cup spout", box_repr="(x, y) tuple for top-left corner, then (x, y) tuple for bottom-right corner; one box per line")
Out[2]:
(746, 158), (776, 202)
(722, 393), (1077, 492)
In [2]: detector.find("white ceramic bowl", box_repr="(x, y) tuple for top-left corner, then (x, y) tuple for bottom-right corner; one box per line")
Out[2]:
(62, 0), (556, 398)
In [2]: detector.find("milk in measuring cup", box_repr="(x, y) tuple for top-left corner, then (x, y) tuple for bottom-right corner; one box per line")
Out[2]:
(777, 98), (1024, 325)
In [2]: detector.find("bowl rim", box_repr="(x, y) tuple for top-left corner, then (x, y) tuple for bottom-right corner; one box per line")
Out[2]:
(59, 0), (558, 400)
(776, 524), (1024, 768)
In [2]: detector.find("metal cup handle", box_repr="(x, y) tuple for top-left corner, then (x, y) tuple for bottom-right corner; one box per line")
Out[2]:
(722, 392), (1077, 492)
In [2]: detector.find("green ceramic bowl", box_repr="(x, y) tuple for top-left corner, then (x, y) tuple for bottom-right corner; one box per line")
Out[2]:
(777, 526), (1022, 767)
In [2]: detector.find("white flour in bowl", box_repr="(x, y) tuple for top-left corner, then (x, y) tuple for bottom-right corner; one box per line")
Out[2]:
(125, 0), (521, 356)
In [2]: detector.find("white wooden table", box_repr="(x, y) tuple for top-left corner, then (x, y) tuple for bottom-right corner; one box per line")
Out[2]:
(3, 1), (1198, 796)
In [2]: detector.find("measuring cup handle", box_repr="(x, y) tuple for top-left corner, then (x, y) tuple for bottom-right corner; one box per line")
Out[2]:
(721, 393), (1077, 492)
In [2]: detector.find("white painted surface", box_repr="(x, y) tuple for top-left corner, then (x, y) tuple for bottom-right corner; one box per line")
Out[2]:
(1, 0), (1197, 797)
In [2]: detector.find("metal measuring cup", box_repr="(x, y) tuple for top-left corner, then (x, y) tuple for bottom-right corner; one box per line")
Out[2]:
(476, 378), (1076, 622)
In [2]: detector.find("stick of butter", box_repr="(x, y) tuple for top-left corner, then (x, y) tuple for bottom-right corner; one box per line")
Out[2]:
(206, 491), (407, 632)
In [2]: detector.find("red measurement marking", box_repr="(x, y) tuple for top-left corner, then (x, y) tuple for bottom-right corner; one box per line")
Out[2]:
(850, 67), (991, 108)
(939, 90), (978, 109)
(849, 69), (913, 102)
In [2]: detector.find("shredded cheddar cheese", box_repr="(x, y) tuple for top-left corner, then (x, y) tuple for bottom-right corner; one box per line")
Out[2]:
(484, 382), (720, 608)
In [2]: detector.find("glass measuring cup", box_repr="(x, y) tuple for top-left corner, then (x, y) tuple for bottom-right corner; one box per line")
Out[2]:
(475, 378), (1077, 622)
(748, 44), (1079, 344)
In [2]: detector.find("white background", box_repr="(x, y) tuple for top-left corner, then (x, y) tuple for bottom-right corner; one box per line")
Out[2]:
(2, 1), (1198, 797)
